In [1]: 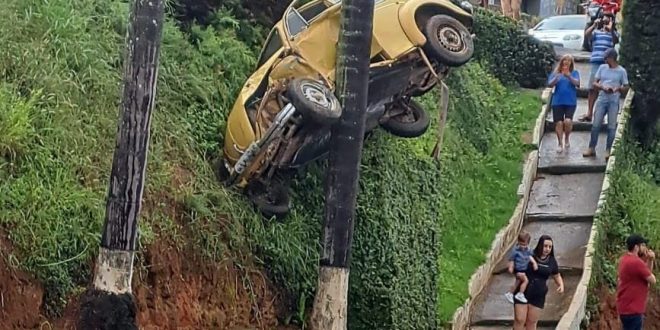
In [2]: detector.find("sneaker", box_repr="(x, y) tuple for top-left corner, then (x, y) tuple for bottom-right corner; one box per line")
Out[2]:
(514, 292), (528, 303)
(605, 150), (611, 161)
(504, 292), (514, 304)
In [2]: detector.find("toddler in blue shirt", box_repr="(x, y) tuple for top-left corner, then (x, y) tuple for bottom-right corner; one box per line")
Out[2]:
(504, 231), (537, 304)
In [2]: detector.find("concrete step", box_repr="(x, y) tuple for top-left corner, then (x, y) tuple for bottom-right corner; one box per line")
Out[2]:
(537, 131), (609, 174)
(471, 326), (555, 330)
(526, 173), (605, 221)
(544, 98), (608, 132)
(492, 220), (592, 274)
(469, 272), (580, 326)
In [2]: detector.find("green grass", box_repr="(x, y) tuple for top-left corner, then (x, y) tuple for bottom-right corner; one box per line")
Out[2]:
(589, 129), (660, 291)
(0, 0), (543, 325)
(435, 88), (541, 323)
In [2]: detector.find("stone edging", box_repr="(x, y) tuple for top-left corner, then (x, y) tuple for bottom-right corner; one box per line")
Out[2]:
(450, 87), (553, 329)
(555, 89), (635, 330)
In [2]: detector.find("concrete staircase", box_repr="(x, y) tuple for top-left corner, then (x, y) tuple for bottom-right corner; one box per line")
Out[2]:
(466, 59), (620, 329)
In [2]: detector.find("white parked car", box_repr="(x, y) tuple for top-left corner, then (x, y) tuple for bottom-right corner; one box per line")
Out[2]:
(527, 15), (588, 50)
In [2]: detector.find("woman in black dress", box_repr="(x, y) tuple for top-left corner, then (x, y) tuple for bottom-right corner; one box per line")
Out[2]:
(513, 235), (565, 330)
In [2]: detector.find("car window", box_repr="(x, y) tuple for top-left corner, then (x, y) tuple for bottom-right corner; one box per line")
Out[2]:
(286, 9), (308, 37)
(257, 29), (283, 67)
(534, 17), (586, 31)
(327, 0), (385, 4)
(298, 1), (329, 21)
(286, 0), (384, 37)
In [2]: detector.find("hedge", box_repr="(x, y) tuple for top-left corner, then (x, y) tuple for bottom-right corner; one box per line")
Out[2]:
(472, 8), (556, 88)
(587, 128), (660, 324)
(619, 0), (660, 147)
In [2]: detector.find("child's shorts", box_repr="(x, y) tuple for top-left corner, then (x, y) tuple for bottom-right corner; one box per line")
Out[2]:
(514, 268), (527, 274)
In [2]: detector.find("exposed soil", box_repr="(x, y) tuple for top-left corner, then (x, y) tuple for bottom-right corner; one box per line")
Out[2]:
(52, 239), (290, 330)
(1, 164), (298, 329)
(588, 285), (660, 330)
(0, 234), (292, 330)
(0, 231), (48, 329)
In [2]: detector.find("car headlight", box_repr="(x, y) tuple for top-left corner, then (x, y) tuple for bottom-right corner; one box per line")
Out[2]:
(563, 34), (581, 41)
(460, 1), (474, 14)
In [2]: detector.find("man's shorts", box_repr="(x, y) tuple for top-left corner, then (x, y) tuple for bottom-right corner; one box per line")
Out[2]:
(588, 62), (603, 90)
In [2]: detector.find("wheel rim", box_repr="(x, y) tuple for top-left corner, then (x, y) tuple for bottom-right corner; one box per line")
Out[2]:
(301, 82), (331, 109)
(393, 102), (418, 123)
(436, 25), (465, 53)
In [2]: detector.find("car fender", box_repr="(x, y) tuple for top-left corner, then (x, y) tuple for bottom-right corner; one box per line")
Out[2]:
(398, 0), (473, 46)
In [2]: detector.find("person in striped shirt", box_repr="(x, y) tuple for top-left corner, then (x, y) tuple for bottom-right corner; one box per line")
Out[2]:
(579, 14), (619, 123)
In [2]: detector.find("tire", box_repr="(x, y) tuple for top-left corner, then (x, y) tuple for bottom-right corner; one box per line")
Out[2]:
(287, 78), (342, 126)
(212, 157), (230, 184)
(380, 100), (430, 138)
(423, 15), (474, 67)
(246, 181), (291, 221)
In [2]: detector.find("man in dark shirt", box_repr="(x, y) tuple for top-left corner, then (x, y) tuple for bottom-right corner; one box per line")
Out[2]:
(616, 234), (656, 330)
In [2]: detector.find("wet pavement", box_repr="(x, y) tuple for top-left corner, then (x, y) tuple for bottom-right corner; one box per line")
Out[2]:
(492, 221), (592, 273)
(526, 173), (604, 221)
(470, 273), (580, 327)
(466, 49), (614, 328)
(538, 132), (608, 174)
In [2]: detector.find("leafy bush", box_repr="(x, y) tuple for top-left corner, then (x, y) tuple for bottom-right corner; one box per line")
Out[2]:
(619, 0), (660, 147)
(473, 8), (556, 88)
(588, 127), (660, 320)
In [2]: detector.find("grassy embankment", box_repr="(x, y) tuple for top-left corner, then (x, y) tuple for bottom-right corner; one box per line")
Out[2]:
(0, 0), (541, 326)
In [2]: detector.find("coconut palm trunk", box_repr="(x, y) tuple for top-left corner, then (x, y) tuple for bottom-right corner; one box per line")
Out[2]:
(78, 0), (164, 328)
(309, 0), (374, 329)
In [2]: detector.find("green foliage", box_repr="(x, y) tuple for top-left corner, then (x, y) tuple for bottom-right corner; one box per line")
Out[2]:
(0, 0), (254, 315)
(473, 8), (556, 88)
(588, 125), (660, 319)
(0, 85), (39, 159)
(436, 66), (540, 323)
(0, 0), (540, 326)
(620, 0), (660, 147)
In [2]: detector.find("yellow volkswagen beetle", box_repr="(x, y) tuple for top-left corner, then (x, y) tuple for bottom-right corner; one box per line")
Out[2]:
(216, 0), (475, 218)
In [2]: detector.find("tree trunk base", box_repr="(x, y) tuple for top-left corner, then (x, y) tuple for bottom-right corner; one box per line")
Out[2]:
(309, 266), (350, 330)
(93, 247), (134, 294)
(78, 288), (138, 330)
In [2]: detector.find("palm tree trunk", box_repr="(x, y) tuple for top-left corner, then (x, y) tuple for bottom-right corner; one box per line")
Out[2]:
(309, 0), (374, 329)
(78, 1), (164, 328)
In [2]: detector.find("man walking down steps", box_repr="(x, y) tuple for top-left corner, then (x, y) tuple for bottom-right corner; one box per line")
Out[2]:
(582, 48), (629, 160)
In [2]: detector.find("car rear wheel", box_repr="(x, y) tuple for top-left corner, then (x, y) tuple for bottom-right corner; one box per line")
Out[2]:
(212, 157), (230, 184)
(380, 99), (430, 138)
(423, 15), (474, 67)
(246, 180), (291, 221)
(287, 78), (342, 126)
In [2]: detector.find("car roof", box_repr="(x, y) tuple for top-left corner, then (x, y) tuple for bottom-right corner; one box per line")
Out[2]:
(542, 14), (585, 20)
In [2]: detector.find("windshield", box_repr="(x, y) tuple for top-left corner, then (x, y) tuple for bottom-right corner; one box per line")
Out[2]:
(534, 16), (585, 31)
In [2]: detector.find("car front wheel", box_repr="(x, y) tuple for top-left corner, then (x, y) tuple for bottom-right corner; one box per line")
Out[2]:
(423, 15), (474, 67)
(287, 78), (342, 126)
